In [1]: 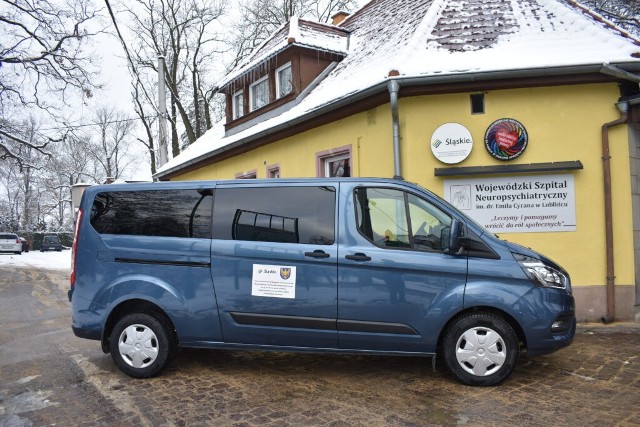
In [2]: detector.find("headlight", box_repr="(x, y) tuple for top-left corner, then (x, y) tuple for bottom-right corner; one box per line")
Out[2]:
(514, 254), (570, 291)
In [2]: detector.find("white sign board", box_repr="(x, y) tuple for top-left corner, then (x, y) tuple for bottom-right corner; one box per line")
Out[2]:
(431, 123), (473, 164)
(252, 264), (297, 298)
(444, 174), (576, 233)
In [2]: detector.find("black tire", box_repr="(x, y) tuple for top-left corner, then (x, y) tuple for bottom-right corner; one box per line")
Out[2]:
(442, 312), (519, 386)
(109, 312), (175, 378)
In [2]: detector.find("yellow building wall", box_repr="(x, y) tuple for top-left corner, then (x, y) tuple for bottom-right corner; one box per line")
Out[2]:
(173, 82), (635, 294)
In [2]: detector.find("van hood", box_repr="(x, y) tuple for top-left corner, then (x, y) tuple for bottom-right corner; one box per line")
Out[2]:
(503, 240), (568, 274)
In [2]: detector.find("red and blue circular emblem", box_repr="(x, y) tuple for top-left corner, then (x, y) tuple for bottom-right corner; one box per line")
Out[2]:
(484, 118), (528, 160)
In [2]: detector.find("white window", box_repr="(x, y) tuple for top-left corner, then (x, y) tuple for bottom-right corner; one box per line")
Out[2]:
(324, 153), (350, 177)
(316, 146), (352, 177)
(276, 63), (292, 99)
(267, 164), (280, 178)
(250, 76), (269, 111)
(235, 170), (257, 179)
(232, 91), (244, 119)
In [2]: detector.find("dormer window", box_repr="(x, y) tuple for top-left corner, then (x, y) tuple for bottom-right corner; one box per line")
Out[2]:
(276, 63), (293, 99)
(250, 75), (269, 111)
(233, 91), (244, 119)
(220, 19), (349, 132)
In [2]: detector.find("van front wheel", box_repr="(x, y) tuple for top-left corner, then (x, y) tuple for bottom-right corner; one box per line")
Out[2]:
(110, 313), (173, 378)
(442, 313), (519, 386)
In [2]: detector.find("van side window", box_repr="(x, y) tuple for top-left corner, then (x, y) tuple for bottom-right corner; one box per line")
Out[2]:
(212, 186), (335, 245)
(90, 189), (213, 238)
(355, 187), (452, 252)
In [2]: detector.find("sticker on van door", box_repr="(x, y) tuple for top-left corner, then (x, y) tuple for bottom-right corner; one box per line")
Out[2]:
(251, 264), (297, 298)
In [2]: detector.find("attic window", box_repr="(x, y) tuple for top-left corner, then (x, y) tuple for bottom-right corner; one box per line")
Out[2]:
(233, 91), (244, 119)
(470, 93), (485, 114)
(276, 63), (293, 99)
(250, 76), (269, 111)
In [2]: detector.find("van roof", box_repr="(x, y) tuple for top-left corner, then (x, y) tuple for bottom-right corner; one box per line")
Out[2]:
(83, 177), (413, 193)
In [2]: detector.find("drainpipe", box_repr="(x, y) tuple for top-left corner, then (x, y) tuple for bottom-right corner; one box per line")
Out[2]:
(601, 101), (628, 323)
(388, 79), (403, 179)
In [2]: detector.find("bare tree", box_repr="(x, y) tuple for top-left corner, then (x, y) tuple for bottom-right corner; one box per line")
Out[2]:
(0, 0), (103, 167)
(131, 79), (159, 174)
(0, 151), (23, 230)
(84, 106), (135, 181)
(40, 172), (72, 229)
(53, 133), (94, 188)
(0, 116), (54, 231)
(16, 119), (39, 229)
(579, 0), (639, 35)
(105, 0), (226, 170)
(41, 130), (97, 229)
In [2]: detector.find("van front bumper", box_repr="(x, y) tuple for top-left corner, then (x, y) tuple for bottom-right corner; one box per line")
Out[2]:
(526, 315), (576, 356)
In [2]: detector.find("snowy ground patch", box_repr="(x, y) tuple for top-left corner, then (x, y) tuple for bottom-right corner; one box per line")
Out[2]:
(0, 250), (71, 271)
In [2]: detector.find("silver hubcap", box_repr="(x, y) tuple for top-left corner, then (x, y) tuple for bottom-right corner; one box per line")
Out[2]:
(118, 324), (159, 369)
(455, 326), (506, 377)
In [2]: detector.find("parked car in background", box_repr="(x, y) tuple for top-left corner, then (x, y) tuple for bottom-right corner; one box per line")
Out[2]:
(41, 235), (63, 252)
(0, 232), (22, 254)
(19, 237), (29, 252)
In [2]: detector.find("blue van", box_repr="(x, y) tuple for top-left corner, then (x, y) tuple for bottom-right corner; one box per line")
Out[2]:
(69, 178), (575, 386)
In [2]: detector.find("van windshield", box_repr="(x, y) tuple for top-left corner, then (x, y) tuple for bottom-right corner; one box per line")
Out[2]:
(416, 188), (492, 236)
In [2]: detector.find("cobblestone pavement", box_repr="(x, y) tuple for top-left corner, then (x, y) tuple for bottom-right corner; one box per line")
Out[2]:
(1, 266), (639, 427)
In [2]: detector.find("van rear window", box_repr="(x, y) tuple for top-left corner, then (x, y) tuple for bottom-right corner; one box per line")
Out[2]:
(212, 186), (335, 245)
(90, 189), (213, 238)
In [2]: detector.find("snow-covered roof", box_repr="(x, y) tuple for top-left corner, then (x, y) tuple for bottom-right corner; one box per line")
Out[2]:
(157, 0), (640, 178)
(217, 17), (350, 89)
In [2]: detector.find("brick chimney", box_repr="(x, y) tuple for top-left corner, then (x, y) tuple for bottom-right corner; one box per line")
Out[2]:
(331, 11), (350, 26)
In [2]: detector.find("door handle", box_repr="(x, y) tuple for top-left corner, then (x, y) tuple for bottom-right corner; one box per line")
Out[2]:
(305, 250), (330, 259)
(345, 253), (371, 262)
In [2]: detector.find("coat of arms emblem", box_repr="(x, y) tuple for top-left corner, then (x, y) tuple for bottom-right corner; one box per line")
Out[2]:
(280, 267), (291, 280)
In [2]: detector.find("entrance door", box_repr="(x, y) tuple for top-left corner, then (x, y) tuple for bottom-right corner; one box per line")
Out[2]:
(337, 184), (467, 353)
(211, 183), (339, 348)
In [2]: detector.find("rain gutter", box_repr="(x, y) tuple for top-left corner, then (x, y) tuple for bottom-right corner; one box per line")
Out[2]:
(388, 80), (402, 179)
(601, 104), (628, 323)
(601, 95), (640, 322)
(155, 63), (640, 180)
(600, 64), (640, 83)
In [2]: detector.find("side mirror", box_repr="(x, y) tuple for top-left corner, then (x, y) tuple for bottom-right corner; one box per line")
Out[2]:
(446, 219), (464, 254)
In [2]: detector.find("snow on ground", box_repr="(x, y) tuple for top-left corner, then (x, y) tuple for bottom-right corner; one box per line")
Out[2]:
(0, 249), (71, 272)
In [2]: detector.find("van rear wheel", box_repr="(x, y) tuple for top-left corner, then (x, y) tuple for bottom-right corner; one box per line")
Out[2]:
(110, 313), (174, 378)
(442, 313), (519, 386)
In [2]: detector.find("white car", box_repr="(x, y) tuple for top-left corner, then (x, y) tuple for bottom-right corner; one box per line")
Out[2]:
(0, 232), (22, 254)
